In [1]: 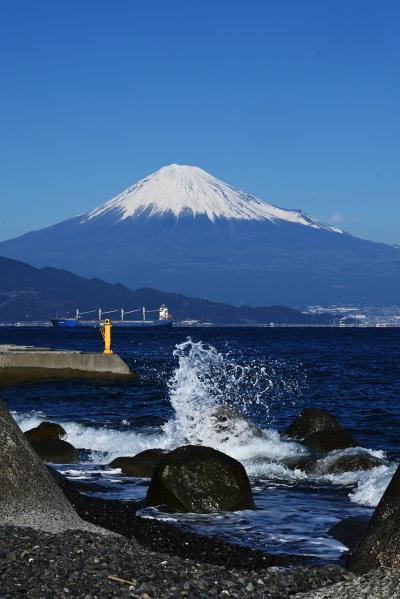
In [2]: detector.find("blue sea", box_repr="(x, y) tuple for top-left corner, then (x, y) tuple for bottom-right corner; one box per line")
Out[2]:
(2, 327), (400, 564)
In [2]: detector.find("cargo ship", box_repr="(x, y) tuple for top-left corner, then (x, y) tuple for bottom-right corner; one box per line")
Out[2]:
(51, 305), (173, 330)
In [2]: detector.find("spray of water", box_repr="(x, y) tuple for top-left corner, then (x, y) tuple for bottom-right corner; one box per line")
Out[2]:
(162, 338), (306, 461)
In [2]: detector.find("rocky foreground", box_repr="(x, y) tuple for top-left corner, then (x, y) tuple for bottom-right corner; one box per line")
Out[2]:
(0, 525), (351, 599)
(3, 404), (400, 598)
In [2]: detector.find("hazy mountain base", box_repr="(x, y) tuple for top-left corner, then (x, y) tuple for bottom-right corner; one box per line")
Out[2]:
(1, 213), (399, 307)
(0, 256), (333, 324)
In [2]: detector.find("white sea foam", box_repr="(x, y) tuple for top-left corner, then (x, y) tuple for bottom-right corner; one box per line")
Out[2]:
(13, 411), (171, 462)
(348, 464), (397, 507)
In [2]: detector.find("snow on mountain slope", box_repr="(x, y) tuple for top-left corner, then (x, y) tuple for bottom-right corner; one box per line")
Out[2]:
(82, 164), (342, 233)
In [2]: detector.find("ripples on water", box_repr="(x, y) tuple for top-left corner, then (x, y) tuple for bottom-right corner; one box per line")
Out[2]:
(2, 327), (400, 563)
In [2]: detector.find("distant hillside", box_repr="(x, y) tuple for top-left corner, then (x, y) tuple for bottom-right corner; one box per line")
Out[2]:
(0, 256), (333, 325)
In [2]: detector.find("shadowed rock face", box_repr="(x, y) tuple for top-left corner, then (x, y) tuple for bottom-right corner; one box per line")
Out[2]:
(145, 445), (255, 513)
(286, 408), (358, 452)
(347, 465), (400, 573)
(109, 449), (168, 478)
(0, 400), (106, 534)
(329, 516), (370, 551)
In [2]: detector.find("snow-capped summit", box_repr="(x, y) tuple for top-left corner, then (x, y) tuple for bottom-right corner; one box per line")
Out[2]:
(82, 164), (342, 233)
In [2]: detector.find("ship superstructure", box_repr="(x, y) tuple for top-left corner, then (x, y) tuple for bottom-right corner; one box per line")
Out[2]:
(51, 305), (172, 330)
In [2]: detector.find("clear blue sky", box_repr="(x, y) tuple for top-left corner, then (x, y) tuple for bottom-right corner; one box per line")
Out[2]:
(0, 0), (399, 244)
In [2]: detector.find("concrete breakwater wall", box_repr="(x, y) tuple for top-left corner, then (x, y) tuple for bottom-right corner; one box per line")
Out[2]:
(0, 345), (136, 385)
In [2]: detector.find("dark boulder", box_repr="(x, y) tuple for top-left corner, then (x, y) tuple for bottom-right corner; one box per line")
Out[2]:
(109, 449), (168, 477)
(329, 516), (370, 550)
(286, 408), (341, 438)
(210, 405), (265, 442)
(347, 465), (400, 573)
(145, 445), (254, 513)
(24, 421), (66, 442)
(29, 438), (79, 464)
(286, 408), (358, 452)
(316, 453), (384, 475)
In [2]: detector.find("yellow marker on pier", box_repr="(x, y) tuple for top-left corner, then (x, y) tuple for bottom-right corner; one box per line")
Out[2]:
(100, 319), (113, 354)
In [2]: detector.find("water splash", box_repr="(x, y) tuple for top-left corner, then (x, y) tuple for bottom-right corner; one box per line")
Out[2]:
(162, 337), (301, 442)
(160, 338), (307, 464)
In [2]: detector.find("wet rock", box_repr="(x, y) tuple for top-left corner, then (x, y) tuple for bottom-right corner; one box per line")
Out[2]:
(29, 438), (79, 464)
(210, 405), (265, 442)
(329, 516), (370, 550)
(286, 408), (358, 452)
(24, 421), (66, 442)
(145, 445), (255, 513)
(109, 449), (168, 477)
(315, 452), (384, 475)
(347, 464), (400, 573)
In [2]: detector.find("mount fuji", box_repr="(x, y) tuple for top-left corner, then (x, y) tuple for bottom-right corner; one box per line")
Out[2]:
(1, 164), (399, 307)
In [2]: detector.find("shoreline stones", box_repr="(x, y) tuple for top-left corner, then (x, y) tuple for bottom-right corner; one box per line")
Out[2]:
(0, 525), (352, 598)
(29, 438), (79, 464)
(145, 445), (255, 513)
(109, 449), (168, 477)
(24, 421), (67, 442)
(286, 408), (358, 452)
(24, 420), (78, 463)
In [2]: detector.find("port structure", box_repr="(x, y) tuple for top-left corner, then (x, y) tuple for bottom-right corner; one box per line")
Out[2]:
(100, 319), (113, 354)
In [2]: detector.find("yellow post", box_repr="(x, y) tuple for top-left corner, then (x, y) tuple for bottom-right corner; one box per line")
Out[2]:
(101, 319), (113, 354)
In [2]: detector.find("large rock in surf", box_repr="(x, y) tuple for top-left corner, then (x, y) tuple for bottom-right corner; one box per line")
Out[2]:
(285, 452), (384, 475)
(29, 438), (79, 463)
(145, 445), (255, 513)
(286, 408), (358, 452)
(109, 449), (168, 477)
(0, 399), (104, 533)
(314, 452), (384, 475)
(210, 405), (265, 442)
(347, 464), (400, 573)
(286, 408), (340, 438)
(24, 421), (66, 442)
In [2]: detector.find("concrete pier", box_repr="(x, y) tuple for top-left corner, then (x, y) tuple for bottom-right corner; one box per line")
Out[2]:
(0, 345), (136, 385)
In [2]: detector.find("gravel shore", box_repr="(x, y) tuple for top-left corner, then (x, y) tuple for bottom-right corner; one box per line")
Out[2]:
(0, 526), (352, 599)
(294, 568), (400, 598)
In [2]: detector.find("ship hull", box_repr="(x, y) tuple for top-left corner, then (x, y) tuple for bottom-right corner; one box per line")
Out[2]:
(51, 319), (173, 330)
